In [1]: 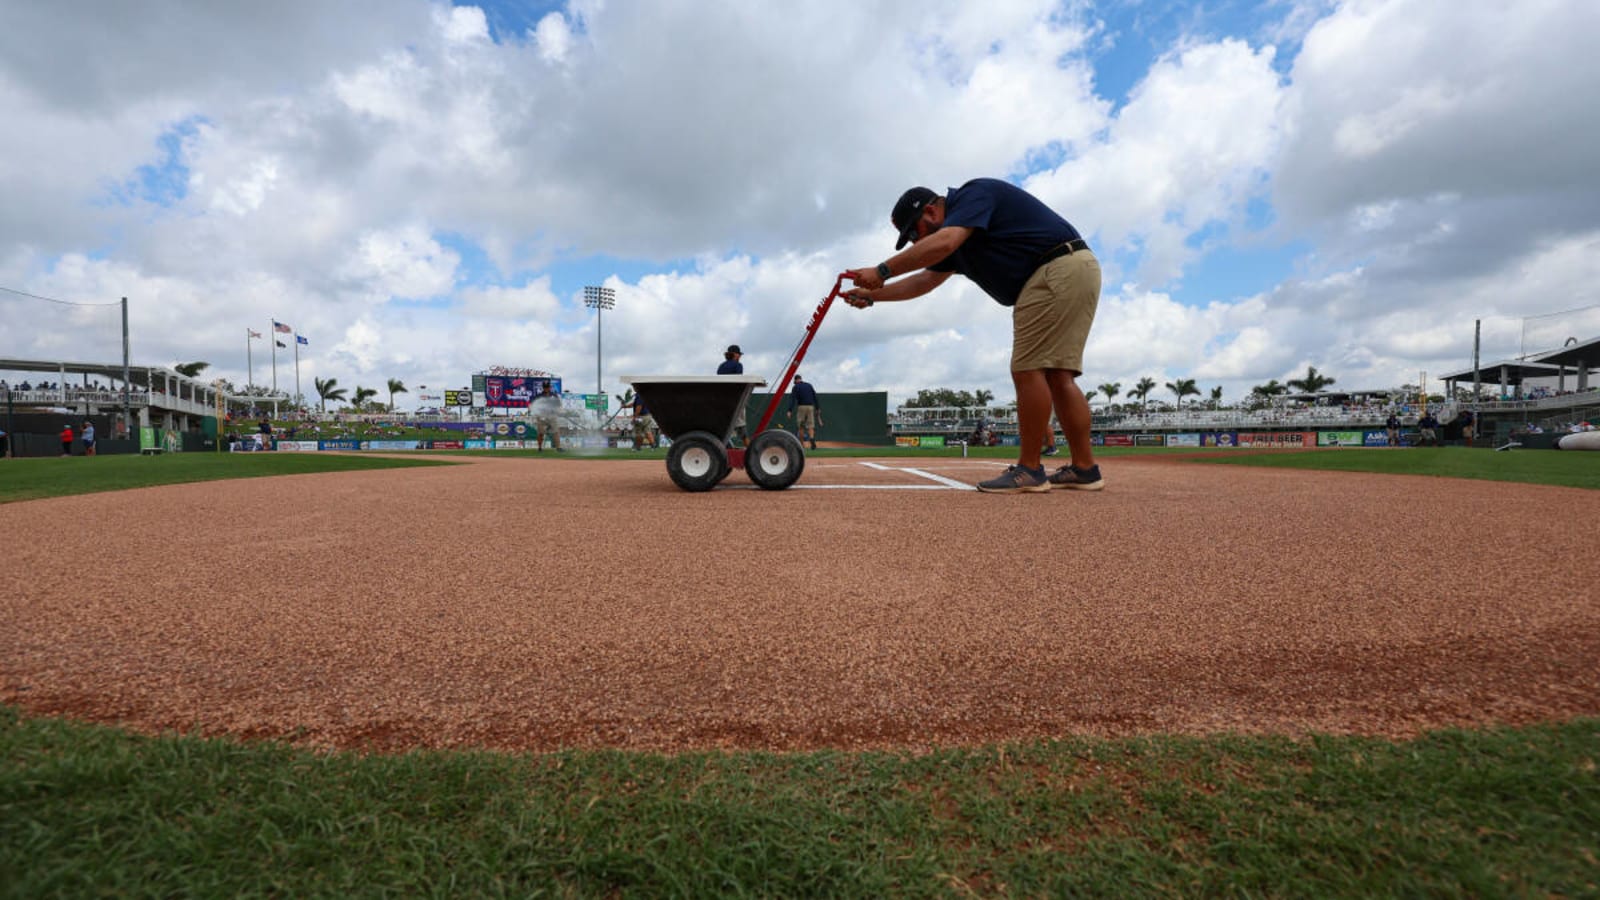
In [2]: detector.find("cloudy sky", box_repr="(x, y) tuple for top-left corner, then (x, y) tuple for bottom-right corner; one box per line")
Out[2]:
(3, 0), (1599, 410)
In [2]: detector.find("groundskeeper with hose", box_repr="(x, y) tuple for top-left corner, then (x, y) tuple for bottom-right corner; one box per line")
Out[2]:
(845, 178), (1104, 493)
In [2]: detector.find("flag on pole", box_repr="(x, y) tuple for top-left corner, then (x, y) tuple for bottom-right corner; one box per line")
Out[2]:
(296, 335), (309, 345)
(276, 340), (287, 348)
(273, 321), (292, 334)
(248, 329), (262, 339)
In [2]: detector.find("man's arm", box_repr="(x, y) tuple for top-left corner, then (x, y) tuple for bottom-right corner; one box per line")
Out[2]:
(845, 270), (952, 308)
(846, 225), (971, 290)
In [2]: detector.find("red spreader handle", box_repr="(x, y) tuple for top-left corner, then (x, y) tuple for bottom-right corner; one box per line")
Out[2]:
(754, 273), (850, 434)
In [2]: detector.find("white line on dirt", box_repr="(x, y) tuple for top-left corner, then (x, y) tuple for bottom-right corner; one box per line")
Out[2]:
(860, 461), (978, 491)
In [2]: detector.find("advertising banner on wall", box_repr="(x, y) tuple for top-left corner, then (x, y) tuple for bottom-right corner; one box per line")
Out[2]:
(1200, 432), (1238, 448)
(363, 440), (424, 451)
(918, 435), (946, 448)
(1236, 432), (1312, 448)
(1317, 431), (1365, 447)
(1104, 434), (1134, 447)
(433, 440), (464, 450)
(1134, 434), (1166, 447)
(1167, 433), (1201, 447)
(895, 436), (922, 447)
(320, 439), (361, 451)
(275, 441), (320, 452)
(444, 390), (473, 407)
(1363, 430), (1393, 446)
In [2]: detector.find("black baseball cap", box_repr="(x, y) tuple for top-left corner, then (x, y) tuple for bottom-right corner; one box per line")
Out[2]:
(892, 186), (938, 249)
(726, 344), (742, 354)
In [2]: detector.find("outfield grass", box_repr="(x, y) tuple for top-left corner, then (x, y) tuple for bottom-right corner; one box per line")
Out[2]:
(1189, 447), (1600, 490)
(0, 452), (456, 504)
(2, 708), (1595, 896)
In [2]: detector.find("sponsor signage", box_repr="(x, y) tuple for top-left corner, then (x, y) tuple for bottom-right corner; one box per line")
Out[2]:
(492, 439), (524, 450)
(433, 440), (464, 450)
(444, 390), (473, 407)
(1363, 430), (1392, 446)
(1090, 434), (1105, 446)
(363, 440), (423, 451)
(1104, 434), (1134, 447)
(585, 393), (608, 411)
(1135, 434), (1166, 447)
(1236, 432), (1312, 448)
(999, 434), (1020, 446)
(895, 436), (921, 447)
(918, 435), (946, 448)
(1317, 430), (1364, 447)
(1200, 432), (1238, 447)
(320, 439), (361, 451)
(483, 375), (561, 409)
(1168, 433), (1201, 448)
(275, 441), (319, 452)
(464, 440), (490, 449)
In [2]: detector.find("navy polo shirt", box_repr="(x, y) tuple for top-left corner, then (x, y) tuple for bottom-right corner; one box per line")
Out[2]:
(717, 359), (743, 375)
(926, 178), (1083, 307)
(790, 380), (819, 409)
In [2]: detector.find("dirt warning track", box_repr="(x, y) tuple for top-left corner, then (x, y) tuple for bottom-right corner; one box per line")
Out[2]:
(4, 455), (1597, 752)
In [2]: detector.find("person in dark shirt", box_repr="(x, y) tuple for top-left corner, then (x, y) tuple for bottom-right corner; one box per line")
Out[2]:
(845, 178), (1102, 494)
(1456, 408), (1475, 447)
(717, 345), (747, 444)
(787, 374), (822, 450)
(1385, 412), (1402, 447)
(1418, 410), (1440, 446)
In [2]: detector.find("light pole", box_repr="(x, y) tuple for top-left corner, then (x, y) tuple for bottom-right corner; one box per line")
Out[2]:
(583, 285), (615, 397)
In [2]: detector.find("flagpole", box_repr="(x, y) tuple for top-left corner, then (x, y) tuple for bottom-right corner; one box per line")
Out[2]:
(271, 322), (278, 394)
(294, 336), (301, 407)
(246, 328), (254, 389)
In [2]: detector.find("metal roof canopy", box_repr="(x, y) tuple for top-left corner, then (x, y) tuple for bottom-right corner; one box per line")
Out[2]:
(1529, 335), (1600, 369)
(1439, 360), (1566, 385)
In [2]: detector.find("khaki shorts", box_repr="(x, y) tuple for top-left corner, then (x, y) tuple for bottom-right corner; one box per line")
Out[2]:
(1012, 249), (1100, 374)
(632, 414), (655, 438)
(795, 405), (816, 431)
(536, 416), (560, 442)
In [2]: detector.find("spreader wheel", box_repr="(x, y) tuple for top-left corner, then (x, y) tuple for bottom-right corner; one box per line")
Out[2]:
(745, 429), (806, 490)
(666, 430), (728, 492)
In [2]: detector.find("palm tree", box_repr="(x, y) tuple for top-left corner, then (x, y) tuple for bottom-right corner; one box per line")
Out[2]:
(1287, 365), (1336, 394)
(1210, 386), (1224, 409)
(974, 388), (994, 408)
(174, 361), (210, 378)
(1097, 382), (1121, 409)
(1131, 376), (1158, 411)
(314, 376), (347, 413)
(352, 386), (378, 411)
(1084, 389), (1098, 405)
(1251, 379), (1287, 404)
(1165, 378), (1199, 409)
(386, 378), (408, 412)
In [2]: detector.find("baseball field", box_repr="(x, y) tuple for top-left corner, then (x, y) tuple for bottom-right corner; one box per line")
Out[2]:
(3, 447), (1597, 895)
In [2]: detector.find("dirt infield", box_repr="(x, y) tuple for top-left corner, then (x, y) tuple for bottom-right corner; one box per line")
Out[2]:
(4, 455), (1598, 753)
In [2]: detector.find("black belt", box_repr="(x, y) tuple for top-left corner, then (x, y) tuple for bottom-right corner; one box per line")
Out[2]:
(1036, 238), (1090, 267)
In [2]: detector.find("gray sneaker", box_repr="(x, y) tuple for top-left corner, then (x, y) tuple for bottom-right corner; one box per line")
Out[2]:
(1049, 464), (1104, 491)
(977, 464), (1050, 493)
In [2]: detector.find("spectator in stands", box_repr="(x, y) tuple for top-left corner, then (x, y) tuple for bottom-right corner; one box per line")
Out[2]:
(787, 374), (822, 450)
(1385, 411), (1402, 447)
(60, 422), (74, 456)
(533, 382), (563, 452)
(1456, 408), (1475, 447)
(81, 421), (96, 456)
(1418, 409), (1440, 445)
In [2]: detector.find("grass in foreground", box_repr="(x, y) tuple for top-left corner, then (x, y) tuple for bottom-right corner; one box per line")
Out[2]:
(0, 453), (456, 504)
(1189, 447), (1600, 490)
(2, 708), (1595, 897)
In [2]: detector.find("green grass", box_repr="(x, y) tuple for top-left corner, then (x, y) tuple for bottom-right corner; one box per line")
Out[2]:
(3, 708), (1596, 897)
(1189, 447), (1600, 490)
(0, 453), (457, 504)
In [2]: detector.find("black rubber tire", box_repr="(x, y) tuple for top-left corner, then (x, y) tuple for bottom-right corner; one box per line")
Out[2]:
(666, 430), (727, 492)
(744, 429), (806, 490)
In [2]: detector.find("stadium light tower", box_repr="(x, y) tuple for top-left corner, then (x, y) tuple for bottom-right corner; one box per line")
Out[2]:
(583, 285), (616, 396)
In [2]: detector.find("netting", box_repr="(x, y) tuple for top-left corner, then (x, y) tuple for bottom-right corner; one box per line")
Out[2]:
(1518, 302), (1600, 360)
(0, 287), (126, 368)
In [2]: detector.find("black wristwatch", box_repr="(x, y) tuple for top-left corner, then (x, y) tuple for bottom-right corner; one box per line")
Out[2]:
(875, 262), (891, 281)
